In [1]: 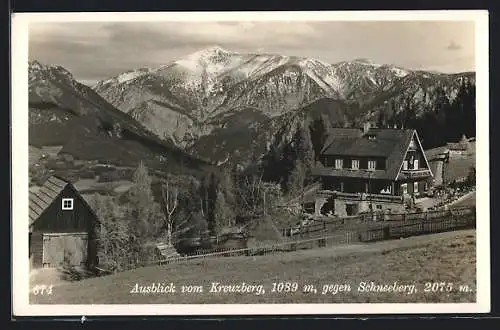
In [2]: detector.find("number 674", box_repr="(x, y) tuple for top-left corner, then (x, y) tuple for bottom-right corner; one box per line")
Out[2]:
(32, 285), (53, 295)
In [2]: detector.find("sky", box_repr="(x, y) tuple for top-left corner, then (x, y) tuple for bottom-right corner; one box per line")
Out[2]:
(28, 20), (476, 86)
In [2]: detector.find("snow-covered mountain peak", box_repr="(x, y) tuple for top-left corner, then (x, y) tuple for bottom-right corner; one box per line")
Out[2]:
(94, 67), (153, 89)
(174, 45), (235, 71)
(184, 45), (232, 62)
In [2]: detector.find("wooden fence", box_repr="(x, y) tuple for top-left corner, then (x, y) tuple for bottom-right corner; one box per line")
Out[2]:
(358, 207), (475, 242)
(98, 206), (475, 271)
(153, 234), (348, 266)
(281, 206), (475, 238)
(149, 207), (474, 265)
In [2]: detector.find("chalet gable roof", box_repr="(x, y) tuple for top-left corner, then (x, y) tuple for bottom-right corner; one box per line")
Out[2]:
(319, 128), (416, 180)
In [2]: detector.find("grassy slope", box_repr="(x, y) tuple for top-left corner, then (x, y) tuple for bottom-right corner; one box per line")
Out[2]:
(444, 156), (476, 184)
(31, 229), (476, 304)
(444, 142), (476, 184)
(450, 191), (476, 208)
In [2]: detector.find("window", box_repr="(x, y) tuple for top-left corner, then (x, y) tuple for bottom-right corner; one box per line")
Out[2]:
(414, 159), (419, 169)
(62, 198), (74, 210)
(335, 159), (343, 169)
(414, 182), (419, 194)
(380, 184), (392, 194)
(376, 205), (382, 210)
(403, 160), (408, 170)
(368, 160), (376, 171)
(326, 156), (334, 167)
(346, 204), (358, 216)
(401, 183), (408, 195)
(351, 159), (360, 170)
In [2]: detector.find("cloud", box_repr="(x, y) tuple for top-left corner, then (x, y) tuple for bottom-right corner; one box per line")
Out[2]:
(28, 20), (476, 82)
(447, 40), (462, 51)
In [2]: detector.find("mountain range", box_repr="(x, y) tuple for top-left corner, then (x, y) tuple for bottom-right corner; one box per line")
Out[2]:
(29, 46), (475, 172)
(91, 46), (475, 164)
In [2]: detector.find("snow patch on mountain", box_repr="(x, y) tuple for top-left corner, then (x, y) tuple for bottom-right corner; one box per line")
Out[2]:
(116, 70), (150, 84)
(90, 46), (475, 152)
(94, 68), (153, 90)
(390, 67), (410, 78)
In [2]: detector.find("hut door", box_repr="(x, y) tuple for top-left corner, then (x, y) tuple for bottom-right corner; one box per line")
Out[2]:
(42, 235), (65, 268)
(42, 233), (88, 268)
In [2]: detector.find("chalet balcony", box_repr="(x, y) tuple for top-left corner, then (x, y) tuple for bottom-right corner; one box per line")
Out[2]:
(399, 169), (432, 179)
(317, 190), (404, 202)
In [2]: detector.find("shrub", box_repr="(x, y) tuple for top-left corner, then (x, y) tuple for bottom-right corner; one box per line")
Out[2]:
(91, 194), (130, 272)
(98, 171), (122, 183)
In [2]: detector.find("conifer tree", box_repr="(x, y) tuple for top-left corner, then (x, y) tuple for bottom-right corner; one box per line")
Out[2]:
(309, 116), (329, 161)
(127, 161), (157, 260)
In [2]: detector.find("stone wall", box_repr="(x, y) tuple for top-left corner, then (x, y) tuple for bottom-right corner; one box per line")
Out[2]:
(333, 198), (405, 217)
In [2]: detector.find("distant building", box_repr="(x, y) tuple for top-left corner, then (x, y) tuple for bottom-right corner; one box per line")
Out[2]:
(424, 146), (450, 187)
(311, 124), (433, 217)
(446, 134), (472, 156)
(29, 176), (99, 269)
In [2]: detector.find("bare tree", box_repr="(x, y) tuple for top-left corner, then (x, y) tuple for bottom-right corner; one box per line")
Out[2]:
(161, 180), (178, 246)
(237, 171), (265, 219)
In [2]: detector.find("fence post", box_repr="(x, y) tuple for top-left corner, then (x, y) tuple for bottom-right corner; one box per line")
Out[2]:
(383, 225), (390, 240)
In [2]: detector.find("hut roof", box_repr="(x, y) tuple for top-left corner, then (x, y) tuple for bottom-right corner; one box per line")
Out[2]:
(29, 175), (70, 227)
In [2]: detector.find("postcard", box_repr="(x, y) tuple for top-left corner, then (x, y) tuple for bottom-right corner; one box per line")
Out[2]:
(11, 10), (490, 316)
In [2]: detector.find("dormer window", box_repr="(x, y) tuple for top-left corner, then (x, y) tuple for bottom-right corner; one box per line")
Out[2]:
(335, 159), (343, 169)
(62, 198), (74, 210)
(409, 138), (417, 150)
(351, 160), (360, 170)
(367, 134), (376, 141)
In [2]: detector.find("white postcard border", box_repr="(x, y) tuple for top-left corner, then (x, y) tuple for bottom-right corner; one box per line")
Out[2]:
(11, 10), (490, 316)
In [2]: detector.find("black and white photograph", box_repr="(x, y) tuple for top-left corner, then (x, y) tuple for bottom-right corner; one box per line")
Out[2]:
(11, 11), (490, 315)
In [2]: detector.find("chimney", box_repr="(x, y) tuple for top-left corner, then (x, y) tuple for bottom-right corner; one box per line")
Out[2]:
(363, 122), (371, 134)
